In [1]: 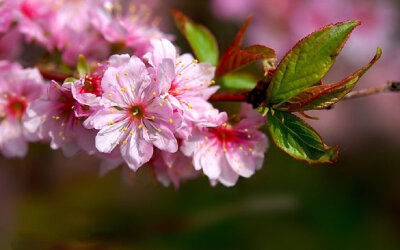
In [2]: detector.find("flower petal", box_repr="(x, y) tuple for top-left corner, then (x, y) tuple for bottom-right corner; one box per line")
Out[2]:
(95, 119), (129, 153)
(120, 131), (153, 171)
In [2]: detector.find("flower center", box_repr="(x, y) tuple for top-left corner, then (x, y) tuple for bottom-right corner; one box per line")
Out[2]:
(7, 99), (27, 118)
(81, 75), (103, 96)
(56, 93), (77, 121)
(211, 125), (236, 143)
(129, 105), (144, 120)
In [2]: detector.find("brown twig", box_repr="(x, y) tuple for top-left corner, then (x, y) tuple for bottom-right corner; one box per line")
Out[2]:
(39, 69), (69, 82)
(208, 92), (248, 102)
(343, 81), (400, 100)
(209, 81), (400, 104)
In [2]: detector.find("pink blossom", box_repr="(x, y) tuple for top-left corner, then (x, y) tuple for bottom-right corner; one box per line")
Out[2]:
(0, 61), (45, 158)
(61, 30), (109, 66)
(71, 63), (108, 113)
(90, 1), (171, 56)
(16, 0), (171, 64)
(182, 104), (268, 187)
(151, 149), (199, 188)
(84, 54), (179, 171)
(0, 0), (18, 33)
(0, 28), (22, 60)
(17, 0), (56, 50)
(144, 39), (219, 130)
(24, 81), (97, 157)
(16, 0), (107, 63)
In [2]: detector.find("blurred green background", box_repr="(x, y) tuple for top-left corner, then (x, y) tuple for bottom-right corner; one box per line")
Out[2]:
(1, 1), (400, 249)
(2, 135), (400, 249)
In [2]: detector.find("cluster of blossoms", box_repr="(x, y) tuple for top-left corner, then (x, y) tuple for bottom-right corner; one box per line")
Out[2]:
(0, 0), (170, 64)
(0, 38), (268, 187)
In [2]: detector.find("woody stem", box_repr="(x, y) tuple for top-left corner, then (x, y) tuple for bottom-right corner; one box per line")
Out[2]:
(38, 70), (400, 104)
(342, 81), (400, 100)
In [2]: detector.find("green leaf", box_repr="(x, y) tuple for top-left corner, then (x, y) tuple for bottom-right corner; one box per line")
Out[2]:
(215, 16), (275, 77)
(64, 77), (78, 83)
(77, 54), (90, 77)
(267, 109), (338, 164)
(171, 10), (219, 65)
(218, 72), (258, 90)
(267, 20), (360, 104)
(275, 47), (382, 111)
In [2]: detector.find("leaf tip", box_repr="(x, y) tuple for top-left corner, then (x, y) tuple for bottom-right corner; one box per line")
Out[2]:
(327, 144), (339, 163)
(342, 19), (361, 29)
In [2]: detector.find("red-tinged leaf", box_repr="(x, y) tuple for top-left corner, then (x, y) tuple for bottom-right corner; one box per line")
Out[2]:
(171, 10), (219, 65)
(232, 15), (252, 48)
(298, 111), (319, 120)
(275, 47), (382, 112)
(274, 81), (346, 111)
(215, 16), (276, 77)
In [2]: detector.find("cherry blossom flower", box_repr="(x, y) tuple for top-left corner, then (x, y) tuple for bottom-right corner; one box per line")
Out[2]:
(151, 149), (199, 188)
(144, 39), (219, 129)
(90, 0), (171, 56)
(182, 104), (268, 187)
(15, 0), (171, 64)
(71, 63), (109, 118)
(84, 54), (179, 171)
(17, 0), (56, 50)
(0, 0), (18, 33)
(0, 61), (45, 158)
(61, 30), (109, 66)
(24, 81), (97, 157)
(0, 28), (22, 60)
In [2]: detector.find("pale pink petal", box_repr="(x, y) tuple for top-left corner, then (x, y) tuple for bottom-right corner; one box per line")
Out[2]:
(144, 39), (177, 67)
(197, 141), (221, 179)
(95, 119), (130, 153)
(120, 132), (153, 171)
(218, 154), (240, 187)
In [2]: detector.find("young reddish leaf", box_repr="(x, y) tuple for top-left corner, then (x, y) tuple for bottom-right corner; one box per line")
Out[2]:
(275, 47), (382, 111)
(267, 21), (360, 104)
(171, 10), (219, 65)
(267, 109), (338, 164)
(215, 16), (275, 77)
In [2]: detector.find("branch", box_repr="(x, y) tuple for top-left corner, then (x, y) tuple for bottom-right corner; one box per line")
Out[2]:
(39, 69), (69, 82)
(38, 69), (400, 104)
(209, 81), (400, 104)
(343, 81), (400, 100)
(208, 92), (248, 102)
